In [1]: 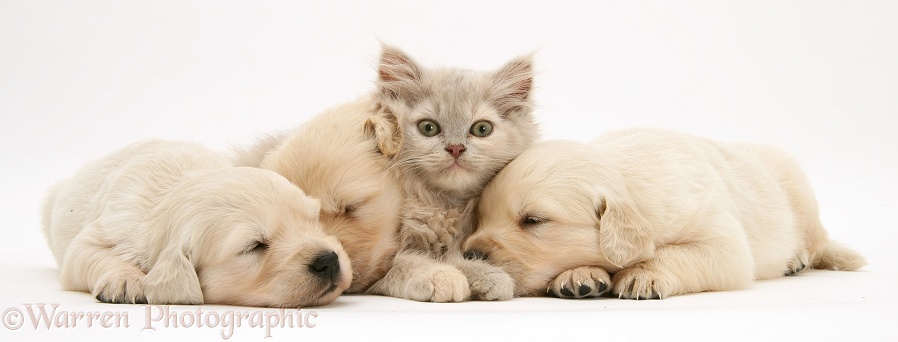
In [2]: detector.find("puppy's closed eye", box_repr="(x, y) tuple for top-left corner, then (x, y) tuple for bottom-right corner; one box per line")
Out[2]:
(343, 203), (360, 217)
(241, 241), (269, 255)
(340, 198), (369, 219)
(519, 214), (549, 228)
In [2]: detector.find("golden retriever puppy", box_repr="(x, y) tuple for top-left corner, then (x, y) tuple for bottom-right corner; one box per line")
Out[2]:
(255, 99), (403, 295)
(41, 139), (351, 307)
(247, 98), (483, 302)
(464, 128), (867, 299)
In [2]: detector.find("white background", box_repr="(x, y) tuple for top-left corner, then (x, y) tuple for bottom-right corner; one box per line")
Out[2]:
(1, 1), (896, 341)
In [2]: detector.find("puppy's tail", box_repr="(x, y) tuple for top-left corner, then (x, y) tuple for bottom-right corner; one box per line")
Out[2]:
(812, 240), (867, 271)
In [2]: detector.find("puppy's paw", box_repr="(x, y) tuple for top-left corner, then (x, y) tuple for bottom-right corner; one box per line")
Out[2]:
(93, 269), (147, 304)
(784, 251), (809, 276)
(611, 265), (669, 300)
(549, 266), (611, 299)
(405, 264), (471, 303)
(468, 268), (514, 301)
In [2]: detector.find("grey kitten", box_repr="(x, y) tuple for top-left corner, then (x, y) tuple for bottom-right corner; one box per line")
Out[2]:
(366, 44), (538, 301)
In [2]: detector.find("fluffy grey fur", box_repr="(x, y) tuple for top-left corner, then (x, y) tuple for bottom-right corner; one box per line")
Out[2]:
(365, 44), (539, 301)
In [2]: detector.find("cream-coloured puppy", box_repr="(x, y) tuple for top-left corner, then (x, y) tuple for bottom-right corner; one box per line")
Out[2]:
(250, 99), (404, 295)
(464, 128), (867, 299)
(242, 98), (482, 302)
(42, 140), (352, 307)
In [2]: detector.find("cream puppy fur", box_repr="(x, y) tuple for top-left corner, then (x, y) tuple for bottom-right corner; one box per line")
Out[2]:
(243, 98), (487, 302)
(42, 140), (352, 307)
(464, 128), (866, 299)
(252, 99), (403, 295)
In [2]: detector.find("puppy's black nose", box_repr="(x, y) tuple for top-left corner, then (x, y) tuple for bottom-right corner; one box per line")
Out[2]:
(463, 249), (489, 261)
(310, 251), (340, 280)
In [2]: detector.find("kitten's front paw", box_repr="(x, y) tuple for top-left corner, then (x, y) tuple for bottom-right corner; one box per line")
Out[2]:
(93, 269), (147, 304)
(468, 267), (514, 301)
(425, 209), (460, 253)
(549, 266), (611, 299)
(401, 209), (459, 255)
(405, 264), (471, 302)
(612, 264), (670, 300)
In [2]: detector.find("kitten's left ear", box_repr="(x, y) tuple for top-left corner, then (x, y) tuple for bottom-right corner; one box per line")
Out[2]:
(491, 54), (535, 118)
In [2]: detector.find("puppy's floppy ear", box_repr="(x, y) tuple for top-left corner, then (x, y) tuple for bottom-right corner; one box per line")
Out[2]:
(596, 193), (654, 268)
(143, 244), (204, 305)
(491, 54), (534, 118)
(298, 196), (322, 220)
(376, 44), (424, 102)
(364, 109), (402, 158)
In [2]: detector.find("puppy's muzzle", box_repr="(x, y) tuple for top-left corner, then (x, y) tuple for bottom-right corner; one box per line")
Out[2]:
(310, 251), (341, 281)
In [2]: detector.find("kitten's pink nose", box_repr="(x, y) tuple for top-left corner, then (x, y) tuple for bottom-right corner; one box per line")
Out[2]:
(446, 144), (466, 159)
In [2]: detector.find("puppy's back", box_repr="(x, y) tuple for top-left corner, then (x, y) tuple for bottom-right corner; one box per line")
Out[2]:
(594, 129), (865, 274)
(231, 131), (289, 167)
(42, 140), (231, 266)
(734, 143), (867, 271)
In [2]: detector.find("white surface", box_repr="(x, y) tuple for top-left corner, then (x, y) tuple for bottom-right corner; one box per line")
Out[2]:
(1, 1), (896, 341)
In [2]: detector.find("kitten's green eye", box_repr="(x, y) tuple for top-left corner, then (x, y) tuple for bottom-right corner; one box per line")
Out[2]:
(470, 121), (493, 137)
(417, 120), (441, 137)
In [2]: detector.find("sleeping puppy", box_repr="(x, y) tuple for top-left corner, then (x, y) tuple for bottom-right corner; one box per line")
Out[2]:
(41, 139), (351, 307)
(242, 98), (479, 302)
(248, 99), (403, 295)
(464, 128), (867, 299)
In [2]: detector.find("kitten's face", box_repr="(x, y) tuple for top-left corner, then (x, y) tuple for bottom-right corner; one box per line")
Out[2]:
(373, 45), (538, 196)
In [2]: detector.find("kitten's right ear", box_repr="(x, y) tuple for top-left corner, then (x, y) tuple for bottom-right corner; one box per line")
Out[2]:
(365, 109), (402, 158)
(377, 44), (423, 101)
